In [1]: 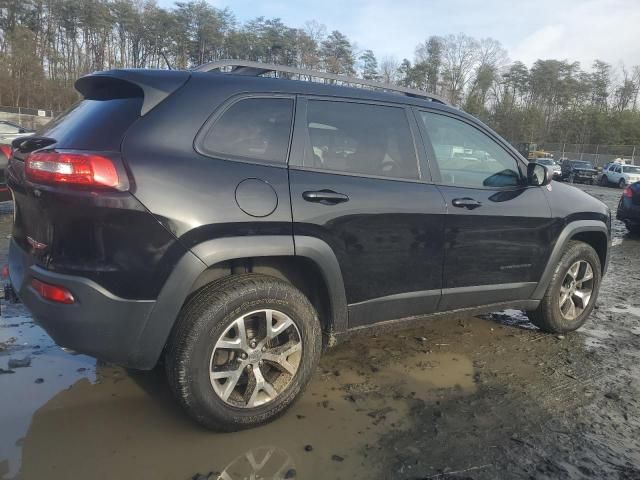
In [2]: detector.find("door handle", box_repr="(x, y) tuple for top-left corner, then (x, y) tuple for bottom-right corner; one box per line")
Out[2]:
(302, 190), (349, 205)
(451, 197), (482, 210)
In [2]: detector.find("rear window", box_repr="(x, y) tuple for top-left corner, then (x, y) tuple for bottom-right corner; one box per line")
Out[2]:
(198, 97), (294, 164)
(39, 97), (143, 151)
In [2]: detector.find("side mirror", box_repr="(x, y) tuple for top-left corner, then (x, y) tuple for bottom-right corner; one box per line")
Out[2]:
(527, 162), (553, 186)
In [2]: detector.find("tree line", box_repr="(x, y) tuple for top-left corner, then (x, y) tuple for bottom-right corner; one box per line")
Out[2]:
(2, 0), (639, 146)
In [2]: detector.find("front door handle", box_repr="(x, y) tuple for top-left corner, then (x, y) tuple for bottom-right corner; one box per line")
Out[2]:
(451, 197), (482, 210)
(302, 190), (349, 205)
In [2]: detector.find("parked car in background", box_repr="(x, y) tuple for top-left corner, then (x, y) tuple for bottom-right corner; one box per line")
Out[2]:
(560, 159), (598, 184)
(0, 121), (34, 202)
(617, 181), (640, 234)
(600, 163), (640, 188)
(534, 158), (561, 178)
(0, 120), (35, 144)
(0, 144), (12, 201)
(6, 61), (611, 431)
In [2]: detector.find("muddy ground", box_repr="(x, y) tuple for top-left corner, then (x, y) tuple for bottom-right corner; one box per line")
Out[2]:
(1, 184), (639, 480)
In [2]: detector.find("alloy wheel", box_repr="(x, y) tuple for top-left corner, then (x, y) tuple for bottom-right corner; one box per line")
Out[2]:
(558, 260), (594, 321)
(209, 309), (302, 408)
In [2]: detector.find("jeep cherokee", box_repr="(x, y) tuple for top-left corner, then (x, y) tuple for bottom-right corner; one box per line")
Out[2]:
(5, 60), (610, 431)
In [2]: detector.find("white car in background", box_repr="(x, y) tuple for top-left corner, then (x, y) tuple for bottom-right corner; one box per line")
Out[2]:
(534, 158), (562, 178)
(600, 163), (640, 188)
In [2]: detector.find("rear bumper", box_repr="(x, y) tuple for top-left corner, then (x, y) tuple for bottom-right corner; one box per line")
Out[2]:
(8, 238), (157, 368)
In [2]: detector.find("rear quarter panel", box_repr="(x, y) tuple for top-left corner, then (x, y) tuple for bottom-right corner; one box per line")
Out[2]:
(121, 75), (293, 251)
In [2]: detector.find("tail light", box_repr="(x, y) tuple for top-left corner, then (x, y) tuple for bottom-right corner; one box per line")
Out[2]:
(25, 150), (128, 190)
(0, 144), (11, 160)
(30, 278), (75, 304)
(623, 187), (633, 198)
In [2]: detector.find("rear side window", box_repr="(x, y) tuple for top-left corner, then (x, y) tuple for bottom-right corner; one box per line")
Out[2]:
(39, 98), (143, 151)
(301, 100), (419, 180)
(199, 97), (294, 164)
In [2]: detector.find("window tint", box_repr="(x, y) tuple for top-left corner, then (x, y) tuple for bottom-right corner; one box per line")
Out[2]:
(419, 111), (521, 188)
(201, 97), (293, 164)
(302, 100), (419, 180)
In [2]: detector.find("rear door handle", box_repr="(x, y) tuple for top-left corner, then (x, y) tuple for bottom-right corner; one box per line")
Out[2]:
(302, 190), (349, 205)
(451, 197), (482, 210)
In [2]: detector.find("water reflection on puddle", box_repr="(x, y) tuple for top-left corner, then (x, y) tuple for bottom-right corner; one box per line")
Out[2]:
(1, 304), (481, 480)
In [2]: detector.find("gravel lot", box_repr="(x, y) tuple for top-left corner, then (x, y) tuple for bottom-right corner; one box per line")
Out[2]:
(1, 183), (639, 480)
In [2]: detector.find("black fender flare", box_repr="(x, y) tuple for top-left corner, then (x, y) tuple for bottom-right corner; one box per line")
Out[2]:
(130, 235), (347, 369)
(531, 220), (610, 300)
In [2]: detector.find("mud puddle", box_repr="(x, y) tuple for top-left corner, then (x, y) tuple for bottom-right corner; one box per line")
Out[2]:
(1, 308), (480, 480)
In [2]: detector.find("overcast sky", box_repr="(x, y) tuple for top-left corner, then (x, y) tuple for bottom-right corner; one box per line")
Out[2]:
(173, 0), (640, 70)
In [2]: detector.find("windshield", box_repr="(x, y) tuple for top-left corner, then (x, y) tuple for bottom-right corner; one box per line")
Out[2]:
(572, 161), (593, 169)
(623, 166), (640, 174)
(537, 159), (555, 165)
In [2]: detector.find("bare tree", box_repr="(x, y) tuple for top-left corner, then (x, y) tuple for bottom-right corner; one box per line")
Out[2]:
(379, 56), (400, 84)
(440, 33), (479, 105)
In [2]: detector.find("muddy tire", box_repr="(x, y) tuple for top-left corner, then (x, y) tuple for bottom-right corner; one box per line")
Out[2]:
(528, 241), (601, 333)
(165, 273), (322, 431)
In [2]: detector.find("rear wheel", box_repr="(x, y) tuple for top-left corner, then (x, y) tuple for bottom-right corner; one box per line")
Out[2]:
(165, 274), (322, 431)
(528, 241), (601, 333)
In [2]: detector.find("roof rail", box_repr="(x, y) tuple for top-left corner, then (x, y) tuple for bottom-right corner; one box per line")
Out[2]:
(193, 59), (449, 105)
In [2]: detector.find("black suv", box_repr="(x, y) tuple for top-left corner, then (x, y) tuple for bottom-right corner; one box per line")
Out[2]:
(560, 159), (598, 184)
(6, 61), (610, 431)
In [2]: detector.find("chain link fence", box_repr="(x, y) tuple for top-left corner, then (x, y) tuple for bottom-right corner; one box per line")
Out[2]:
(0, 106), (56, 130)
(543, 143), (638, 168)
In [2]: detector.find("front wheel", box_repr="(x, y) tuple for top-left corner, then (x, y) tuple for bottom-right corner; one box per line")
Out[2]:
(528, 241), (601, 333)
(568, 173), (575, 183)
(600, 175), (608, 186)
(619, 178), (626, 189)
(165, 274), (322, 431)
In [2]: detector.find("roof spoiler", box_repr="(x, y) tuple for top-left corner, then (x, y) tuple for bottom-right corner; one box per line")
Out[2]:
(75, 69), (190, 116)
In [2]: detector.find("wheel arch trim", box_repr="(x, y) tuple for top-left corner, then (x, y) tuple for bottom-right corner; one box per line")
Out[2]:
(132, 235), (347, 369)
(532, 220), (610, 300)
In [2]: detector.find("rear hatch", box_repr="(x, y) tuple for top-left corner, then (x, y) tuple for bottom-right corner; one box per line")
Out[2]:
(7, 69), (189, 296)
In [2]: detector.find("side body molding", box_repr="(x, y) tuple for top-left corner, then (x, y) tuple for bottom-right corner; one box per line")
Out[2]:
(132, 235), (348, 369)
(531, 220), (610, 300)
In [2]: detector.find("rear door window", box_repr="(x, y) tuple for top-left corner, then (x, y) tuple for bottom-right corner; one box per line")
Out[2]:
(199, 97), (294, 164)
(299, 100), (419, 180)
